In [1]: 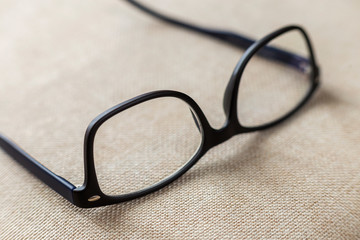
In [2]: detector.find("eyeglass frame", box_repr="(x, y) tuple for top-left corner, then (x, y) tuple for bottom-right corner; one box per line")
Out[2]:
(0, 1), (320, 208)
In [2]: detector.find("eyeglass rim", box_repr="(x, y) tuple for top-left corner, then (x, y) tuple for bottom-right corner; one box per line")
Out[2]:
(223, 25), (319, 131)
(72, 25), (320, 208)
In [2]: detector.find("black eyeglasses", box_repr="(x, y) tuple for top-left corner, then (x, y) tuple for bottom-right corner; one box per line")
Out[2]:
(0, 0), (320, 208)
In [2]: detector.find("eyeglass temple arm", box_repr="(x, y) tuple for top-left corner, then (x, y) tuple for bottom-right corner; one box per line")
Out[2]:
(0, 134), (76, 204)
(125, 0), (309, 72)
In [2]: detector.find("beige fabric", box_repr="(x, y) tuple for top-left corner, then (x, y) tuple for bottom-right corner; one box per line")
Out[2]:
(1, 0), (360, 239)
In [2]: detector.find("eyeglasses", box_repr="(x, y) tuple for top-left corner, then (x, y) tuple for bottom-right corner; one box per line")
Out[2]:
(0, 0), (320, 208)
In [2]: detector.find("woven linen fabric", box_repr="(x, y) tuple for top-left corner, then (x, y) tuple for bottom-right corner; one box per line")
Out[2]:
(1, 0), (360, 239)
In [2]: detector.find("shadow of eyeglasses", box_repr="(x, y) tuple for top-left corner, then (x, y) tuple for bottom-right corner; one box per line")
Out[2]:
(72, 87), (340, 225)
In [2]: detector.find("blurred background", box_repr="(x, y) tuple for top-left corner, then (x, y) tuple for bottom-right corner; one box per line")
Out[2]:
(1, 0), (359, 238)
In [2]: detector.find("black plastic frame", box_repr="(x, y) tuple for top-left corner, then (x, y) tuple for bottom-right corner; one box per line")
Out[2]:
(0, 1), (320, 208)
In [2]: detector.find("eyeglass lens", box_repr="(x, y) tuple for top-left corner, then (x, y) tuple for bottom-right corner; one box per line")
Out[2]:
(237, 30), (313, 127)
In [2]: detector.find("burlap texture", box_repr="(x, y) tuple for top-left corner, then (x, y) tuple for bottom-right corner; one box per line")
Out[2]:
(1, 0), (360, 239)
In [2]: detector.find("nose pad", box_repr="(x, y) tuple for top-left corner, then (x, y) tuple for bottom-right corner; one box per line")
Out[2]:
(223, 81), (233, 117)
(189, 109), (201, 132)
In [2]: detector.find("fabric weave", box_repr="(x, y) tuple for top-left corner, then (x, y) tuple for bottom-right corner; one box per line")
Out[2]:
(1, 0), (360, 239)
